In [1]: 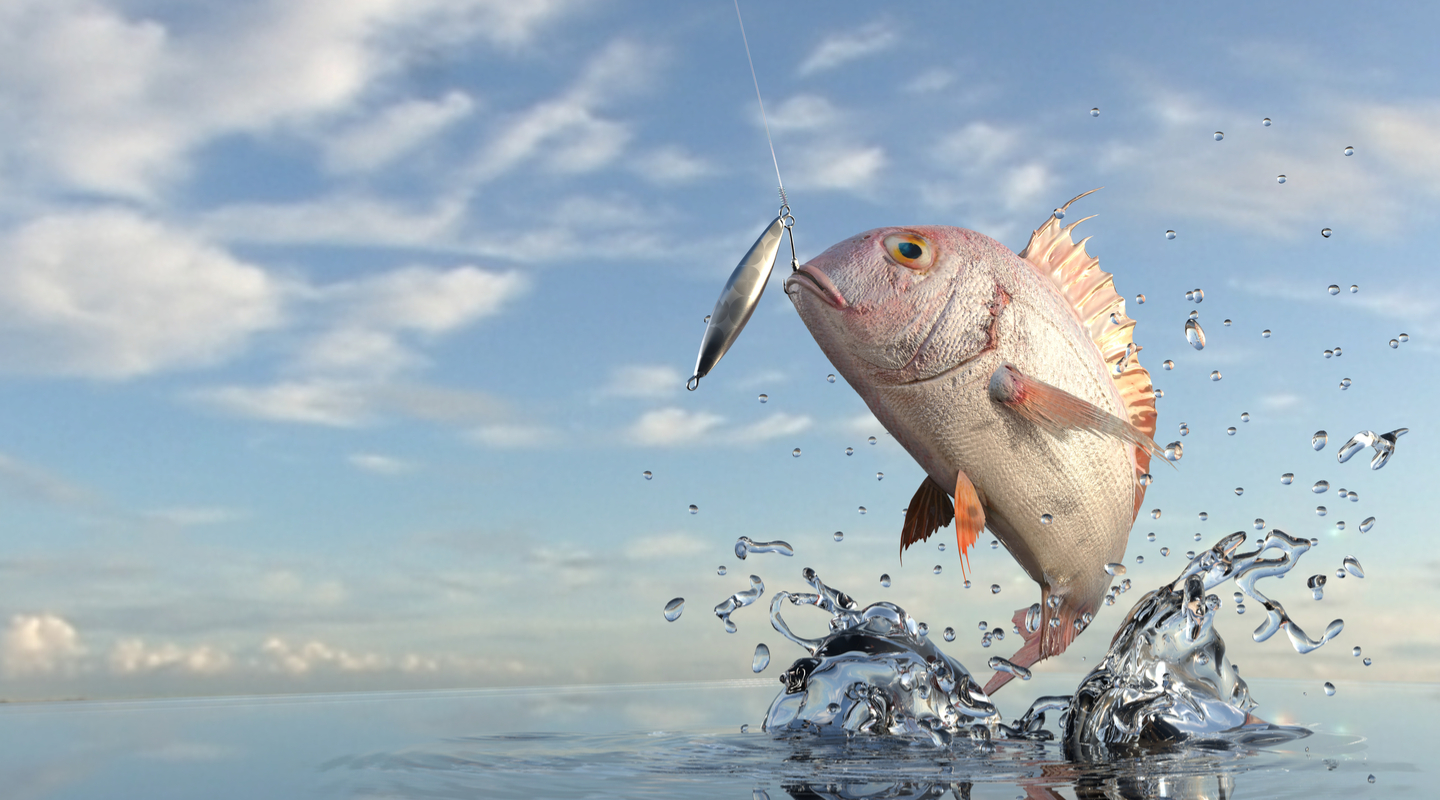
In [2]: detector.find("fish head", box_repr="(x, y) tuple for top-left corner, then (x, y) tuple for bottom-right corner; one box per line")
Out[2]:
(785, 226), (1003, 383)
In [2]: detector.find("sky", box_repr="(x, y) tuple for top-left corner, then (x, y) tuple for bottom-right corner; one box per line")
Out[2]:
(0, 0), (1437, 704)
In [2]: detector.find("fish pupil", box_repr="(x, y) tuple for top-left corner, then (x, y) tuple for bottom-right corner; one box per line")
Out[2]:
(897, 241), (922, 259)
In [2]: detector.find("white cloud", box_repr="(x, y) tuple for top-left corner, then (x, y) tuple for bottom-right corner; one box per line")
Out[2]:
(798, 21), (898, 76)
(632, 145), (716, 184)
(626, 407), (725, 446)
(1260, 393), (1303, 411)
(843, 412), (887, 437)
(348, 453), (416, 475)
(0, 210), (284, 378)
(109, 639), (231, 675)
(766, 94), (843, 132)
(144, 507), (239, 527)
(468, 423), (561, 448)
(796, 144), (887, 192)
(624, 532), (707, 560)
(904, 68), (954, 94)
(323, 91), (477, 173)
(260, 637), (388, 674)
(734, 412), (813, 442)
(2, 613), (84, 677)
(600, 364), (684, 399)
(193, 380), (374, 427)
(201, 194), (469, 249)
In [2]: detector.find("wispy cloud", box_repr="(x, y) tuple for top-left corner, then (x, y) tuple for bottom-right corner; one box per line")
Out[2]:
(599, 364), (684, 399)
(347, 454), (416, 476)
(322, 91), (477, 174)
(624, 408), (812, 447)
(798, 21), (898, 76)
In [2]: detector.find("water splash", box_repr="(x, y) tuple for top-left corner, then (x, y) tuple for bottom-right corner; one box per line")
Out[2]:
(736, 537), (795, 559)
(1337, 428), (1407, 469)
(762, 568), (999, 743)
(714, 575), (765, 633)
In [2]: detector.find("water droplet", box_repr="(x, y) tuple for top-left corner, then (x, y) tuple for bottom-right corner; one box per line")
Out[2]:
(990, 539), (999, 550)
(964, 579), (972, 589)
(826, 374), (836, 383)
(1179, 423), (1190, 436)
(1241, 412), (1250, 422)
(1139, 473), (1153, 486)
(1151, 508), (1162, 519)
(1185, 318), (1206, 350)
(1166, 442), (1184, 462)
(1277, 174), (1287, 184)
(942, 626), (956, 642)
(868, 436), (877, 445)
(1313, 431), (1328, 450)
(1313, 480), (1330, 493)
(937, 542), (946, 552)
(1255, 518), (1266, 530)
(1263, 117), (1272, 126)
(1227, 426), (1237, 435)
(1214, 131), (1224, 141)
(1234, 487), (1244, 496)
(1262, 329), (1272, 338)
(858, 506), (867, 515)
(1316, 506), (1327, 516)
(717, 565), (727, 575)
(845, 446), (853, 456)
(758, 393), (768, 403)
(1162, 359), (1175, 370)
(742, 725), (750, 735)
(832, 531), (844, 543)
(1340, 378), (1352, 390)
(703, 314), (711, 324)
(1344, 556), (1365, 578)
(990, 583), (1001, 594)
(1236, 603), (1246, 614)
(751, 643), (770, 672)
(1136, 293), (1146, 304)
(1040, 513), (1053, 525)
(664, 597), (685, 621)
(643, 470), (653, 480)
(1135, 555), (1145, 564)
(1165, 230), (1177, 240)
(880, 573), (891, 587)
(1194, 532), (1203, 542)
(1324, 681), (1336, 696)
(1399, 333), (1410, 342)
(826, 702), (840, 715)
(1364, 658), (1372, 667)
(1325, 349), (1334, 359)
(1090, 107), (1100, 117)
(1199, 511), (1208, 521)
(688, 504), (698, 514)
(1390, 338), (1399, 348)
(1105, 562), (1126, 576)
(1160, 547), (1170, 556)
(1349, 285), (1358, 294)
(1210, 370), (1222, 381)
(1344, 146), (1355, 156)
(1147, 532), (1157, 542)
(1328, 284), (1341, 296)
(792, 448), (801, 458)
(1359, 516), (1375, 533)
(917, 622), (928, 637)
(1337, 520), (1346, 530)
(1282, 473), (1294, 484)
(1188, 309), (1199, 320)
(933, 565), (942, 575)
(1322, 228), (1333, 238)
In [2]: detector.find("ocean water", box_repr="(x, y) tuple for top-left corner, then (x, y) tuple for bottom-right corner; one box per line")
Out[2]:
(1, 675), (1431, 799)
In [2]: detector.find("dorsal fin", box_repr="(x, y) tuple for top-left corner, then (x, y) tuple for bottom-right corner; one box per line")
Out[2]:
(1017, 189), (1158, 516)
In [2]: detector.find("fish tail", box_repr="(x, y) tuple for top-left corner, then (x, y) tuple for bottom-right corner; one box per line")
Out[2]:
(982, 587), (1096, 695)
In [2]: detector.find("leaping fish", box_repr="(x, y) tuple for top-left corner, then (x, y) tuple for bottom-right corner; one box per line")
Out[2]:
(784, 190), (1160, 694)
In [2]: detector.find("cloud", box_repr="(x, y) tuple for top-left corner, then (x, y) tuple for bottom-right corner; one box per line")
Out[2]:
(798, 21), (898, 76)
(0, 210), (283, 379)
(795, 144), (887, 192)
(193, 380), (375, 427)
(109, 639), (231, 675)
(766, 94), (843, 132)
(631, 145), (717, 185)
(144, 507), (240, 527)
(348, 453), (416, 475)
(2, 613), (84, 677)
(260, 638), (389, 675)
(904, 68), (955, 94)
(734, 412), (813, 442)
(322, 91), (477, 173)
(0, 452), (100, 510)
(468, 423), (562, 448)
(624, 532), (707, 560)
(626, 407), (725, 446)
(600, 364), (684, 399)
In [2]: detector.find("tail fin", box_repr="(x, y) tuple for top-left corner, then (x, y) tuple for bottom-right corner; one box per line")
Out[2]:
(983, 587), (1095, 695)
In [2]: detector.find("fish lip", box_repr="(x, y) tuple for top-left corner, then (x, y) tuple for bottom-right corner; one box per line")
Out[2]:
(785, 265), (848, 310)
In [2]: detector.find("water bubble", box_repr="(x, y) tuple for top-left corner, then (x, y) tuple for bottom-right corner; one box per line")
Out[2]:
(1147, 532), (1156, 542)
(1359, 516), (1375, 533)
(1241, 412), (1251, 422)
(1324, 682), (1336, 696)
(1105, 562), (1126, 576)
(1263, 117), (1272, 126)
(1162, 359), (1175, 370)
(1140, 473), (1153, 486)
(1344, 146), (1354, 156)
(1198, 511), (1208, 521)
(1166, 230), (1177, 240)
(990, 583), (1001, 594)
(643, 470), (653, 480)
(1160, 547), (1170, 556)
(1282, 472), (1295, 484)
(664, 597), (685, 621)
(1312, 480), (1329, 493)
(826, 374), (836, 383)
(1400, 333), (1410, 342)
(1390, 338), (1399, 348)
(1151, 509), (1162, 519)
(868, 436), (877, 445)
(845, 447), (853, 456)
(717, 565), (727, 575)
(1277, 174), (1287, 184)
(792, 448), (801, 458)
(1040, 513), (1053, 525)
(1210, 370), (1222, 381)
(1344, 556), (1365, 578)
(1227, 426), (1237, 435)
(752, 643), (770, 672)
(880, 573), (891, 587)
(1185, 318), (1206, 350)
(1312, 431), (1328, 450)
(758, 394), (768, 403)
(833, 531), (844, 542)
(1136, 293), (1146, 304)
(933, 565), (942, 575)
(1316, 506), (1327, 516)
(1262, 329), (1272, 338)
(1255, 518), (1266, 530)
(1090, 107), (1100, 117)
(1322, 228), (1333, 238)
(1214, 131), (1224, 141)
(689, 504), (699, 514)
(1234, 487), (1244, 496)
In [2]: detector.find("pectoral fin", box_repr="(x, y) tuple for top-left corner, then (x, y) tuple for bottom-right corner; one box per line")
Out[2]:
(989, 362), (1165, 462)
(900, 476), (953, 563)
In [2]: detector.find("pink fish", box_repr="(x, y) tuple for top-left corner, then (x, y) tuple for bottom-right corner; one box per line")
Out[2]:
(784, 191), (1159, 694)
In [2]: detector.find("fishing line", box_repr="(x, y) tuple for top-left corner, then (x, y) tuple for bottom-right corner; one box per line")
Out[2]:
(733, 0), (798, 268)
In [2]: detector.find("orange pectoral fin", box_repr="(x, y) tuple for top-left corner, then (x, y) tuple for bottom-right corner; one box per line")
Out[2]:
(900, 476), (954, 564)
(989, 362), (1166, 464)
(953, 469), (984, 579)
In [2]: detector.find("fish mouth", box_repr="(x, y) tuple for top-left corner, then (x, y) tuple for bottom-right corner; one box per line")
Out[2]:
(785, 265), (848, 310)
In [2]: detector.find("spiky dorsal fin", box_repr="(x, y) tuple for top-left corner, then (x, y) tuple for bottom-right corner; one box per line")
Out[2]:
(1017, 189), (1158, 517)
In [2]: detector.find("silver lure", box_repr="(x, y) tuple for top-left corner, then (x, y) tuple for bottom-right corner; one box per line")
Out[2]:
(687, 215), (787, 390)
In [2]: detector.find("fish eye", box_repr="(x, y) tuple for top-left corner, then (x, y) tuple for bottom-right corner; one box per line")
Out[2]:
(884, 234), (934, 271)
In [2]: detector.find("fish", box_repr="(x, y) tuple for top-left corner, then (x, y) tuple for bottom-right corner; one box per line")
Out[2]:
(783, 190), (1159, 694)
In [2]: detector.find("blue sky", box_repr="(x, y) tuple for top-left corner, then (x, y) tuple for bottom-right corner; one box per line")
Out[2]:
(0, 0), (1436, 702)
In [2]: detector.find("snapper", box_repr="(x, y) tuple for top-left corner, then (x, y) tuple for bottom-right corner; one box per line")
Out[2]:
(784, 191), (1160, 694)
